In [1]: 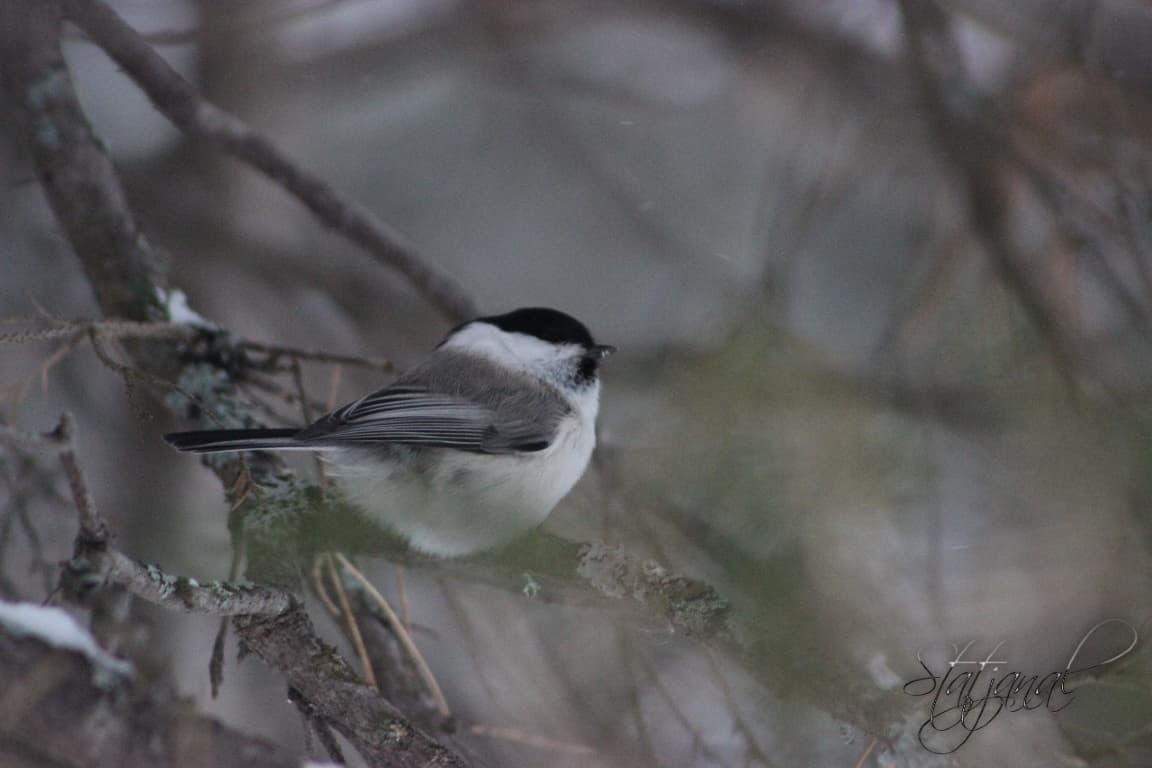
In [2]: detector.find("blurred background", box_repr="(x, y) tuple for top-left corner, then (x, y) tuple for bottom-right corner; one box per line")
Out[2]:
(4, 0), (1152, 766)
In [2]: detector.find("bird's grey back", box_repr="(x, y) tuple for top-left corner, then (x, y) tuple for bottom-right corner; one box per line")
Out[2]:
(293, 349), (575, 453)
(398, 349), (572, 436)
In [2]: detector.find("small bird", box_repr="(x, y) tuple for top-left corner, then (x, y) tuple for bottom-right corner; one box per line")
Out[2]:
(165, 308), (614, 557)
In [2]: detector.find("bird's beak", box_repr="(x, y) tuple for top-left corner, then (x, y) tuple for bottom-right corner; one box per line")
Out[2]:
(587, 344), (616, 360)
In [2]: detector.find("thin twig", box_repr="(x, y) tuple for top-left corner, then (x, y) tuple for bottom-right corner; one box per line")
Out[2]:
(318, 366), (343, 487)
(394, 564), (411, 633)
(239, 339), (393, 373)
(311, 554), (341, 616)
(2, 315), (394, 374)
(235, 381), (302, 427)
(290, 359), (315, 426)
(109, 0), (357, 47)
(324, 365), (344, 412)
(896, 0), (1083, 389)
(54, 414), (108, 545)
(704, 647), (774, 768)
(290, 358), (329, 480)
(87, 331), (226, 426)
(852, 736), (878, 768)
(335, 553), (451, 718)
(64, 0), (478, 324)
(637, 651), (729, 764)
(32, 332), (86, 397)
(0, 319), (190, 345)
(1, 325), (82, 346)
(326, 554), (379, 690)
(622, 634), (660, 766)
(209, 531), (245, 698)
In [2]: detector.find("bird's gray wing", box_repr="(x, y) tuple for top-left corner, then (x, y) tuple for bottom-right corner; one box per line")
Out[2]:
(294, 385), (555, 454)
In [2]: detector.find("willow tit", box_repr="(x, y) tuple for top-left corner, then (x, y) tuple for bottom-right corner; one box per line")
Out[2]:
(165, 308), (614, 557)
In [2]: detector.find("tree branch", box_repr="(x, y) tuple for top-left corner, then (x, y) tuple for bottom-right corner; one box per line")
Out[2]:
(62, 0), (478, 324)
(0, 0), (167, 323)
(896, 0), (1084, 387)
(45, 410), (467, 767)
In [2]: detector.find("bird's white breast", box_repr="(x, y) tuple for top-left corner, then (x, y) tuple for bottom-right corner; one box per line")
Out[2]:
(328, 384), (598, 557)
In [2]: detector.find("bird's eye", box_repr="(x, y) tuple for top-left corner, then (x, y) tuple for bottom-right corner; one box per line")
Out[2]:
(577, 356), (599, 382)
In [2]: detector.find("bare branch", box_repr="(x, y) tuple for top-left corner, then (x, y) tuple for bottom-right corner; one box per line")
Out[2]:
(45, 413), (468, 766)
(55, 415), (107, 546)
(942, 0), (1152, 91)
(238, 338), (394, 373)
(63, 0), (478, 324)
(2, 316), (394, 377)
(233, 606), (468, 767)
(896, 0), (1084, 387)
(0, 0), (167, 323)
(96, 552), (294, 616)
(395, 535), (733, 642)
(0, 319), (192, 345)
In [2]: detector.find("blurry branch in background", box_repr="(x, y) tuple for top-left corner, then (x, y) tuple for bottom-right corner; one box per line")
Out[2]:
(476, 6), (706, 273)
(0, 1), (166, 324)
(898, 0), (1152, 406)
(62, 0), (478, 324)
(120, 0), (359, 48)
(0, 452), (58, 598)
(895, 0), (1084, 388)
(942, 0), (1152, 91)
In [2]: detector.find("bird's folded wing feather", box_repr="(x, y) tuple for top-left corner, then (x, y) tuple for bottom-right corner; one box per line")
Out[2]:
(294, 386), (553, 453)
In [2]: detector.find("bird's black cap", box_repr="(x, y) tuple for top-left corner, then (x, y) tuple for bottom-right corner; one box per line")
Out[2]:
(472, 307), (598, 348)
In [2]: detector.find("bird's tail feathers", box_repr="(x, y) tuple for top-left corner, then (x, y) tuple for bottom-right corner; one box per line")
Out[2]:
(164, 428), (306, 454)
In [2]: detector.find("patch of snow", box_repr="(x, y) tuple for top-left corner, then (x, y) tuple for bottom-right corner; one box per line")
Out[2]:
(0, 600), (132, 677)
(866, 652), (902, 690)
(159, 287), (213, 328)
